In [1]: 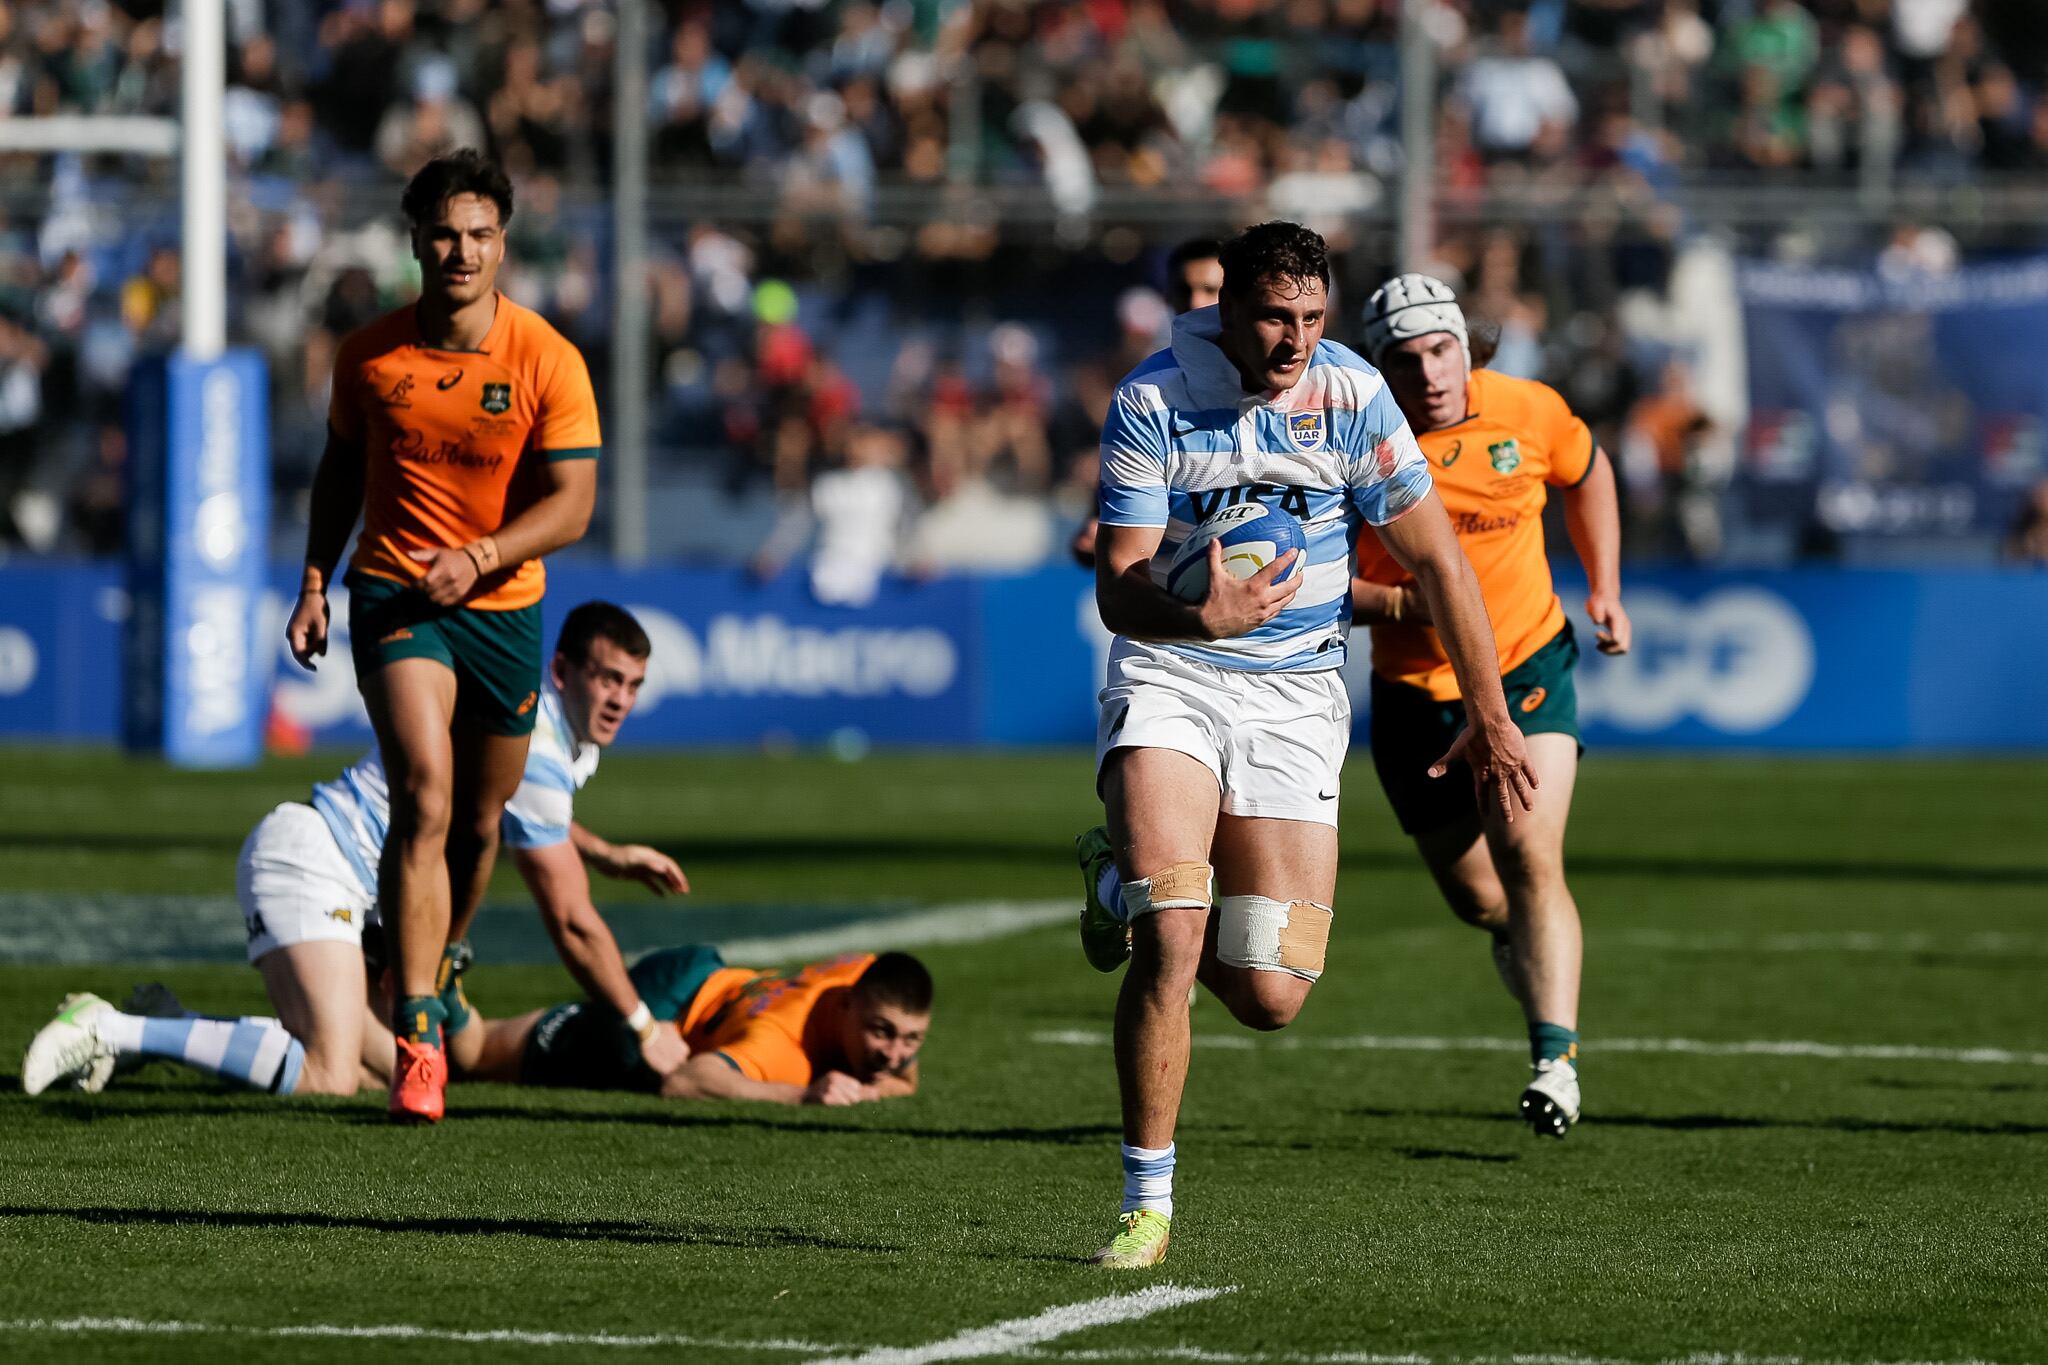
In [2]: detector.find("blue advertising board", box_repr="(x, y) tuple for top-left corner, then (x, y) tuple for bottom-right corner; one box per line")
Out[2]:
(1740, 258), (2048, 538)
(3, 561), (2044, 751)
(124, 351), (271, 767)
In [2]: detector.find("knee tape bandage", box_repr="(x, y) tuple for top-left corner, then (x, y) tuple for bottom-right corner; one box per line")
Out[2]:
(1119, 861), (1212, 919)
(1216, 896), (1333, 981)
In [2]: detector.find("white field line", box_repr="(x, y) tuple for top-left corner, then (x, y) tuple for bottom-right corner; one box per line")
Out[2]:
(0, 1319), (2018, 1365)
(807, 1286), (1234, 1365)
(0, 1316), (837, 1352)
(0, 894), (1071, 967)
(1029, 1030), (2048, 1068)
(717, 899), (1070, 964)
(1033, 1352), (2016, 1365)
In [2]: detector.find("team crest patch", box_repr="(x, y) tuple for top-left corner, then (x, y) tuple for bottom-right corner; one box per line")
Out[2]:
(481, 383), (512, 415)
(1488, 438), (1522, 474)
(1287, 410), (1326, 452)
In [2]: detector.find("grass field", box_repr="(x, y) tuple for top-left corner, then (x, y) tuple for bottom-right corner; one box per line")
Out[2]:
(3, 745), (2046, 1365)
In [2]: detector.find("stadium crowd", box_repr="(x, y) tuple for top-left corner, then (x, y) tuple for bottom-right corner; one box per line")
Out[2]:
(0, 0), (2041, 570)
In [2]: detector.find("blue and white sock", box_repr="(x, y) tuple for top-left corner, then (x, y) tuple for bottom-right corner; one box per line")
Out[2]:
(1099, 864), (1125, 922)
(94, 1010), (305, 1095)
(1120, 1142), (1176, 1218)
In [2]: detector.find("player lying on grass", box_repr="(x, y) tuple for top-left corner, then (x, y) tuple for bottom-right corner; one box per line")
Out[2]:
(445, 944), (931, 1106)
(20, 603), (688, 1100)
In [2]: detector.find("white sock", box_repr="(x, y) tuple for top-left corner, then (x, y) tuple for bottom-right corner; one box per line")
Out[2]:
(93, 1009), (305, 1094)
(1120, 1142), (1175, 1218)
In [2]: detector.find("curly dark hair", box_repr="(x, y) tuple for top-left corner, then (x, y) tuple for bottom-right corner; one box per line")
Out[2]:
(401, 148), (514, 228)
(1218, 221), (1330, 300)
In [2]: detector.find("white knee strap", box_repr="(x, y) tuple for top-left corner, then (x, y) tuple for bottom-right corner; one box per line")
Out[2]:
(1120, 861), (1212, 919)
(1216, 896), (1333, 981)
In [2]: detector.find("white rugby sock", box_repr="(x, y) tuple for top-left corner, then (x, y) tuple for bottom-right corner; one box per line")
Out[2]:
(94, 1010), (305, 1094)
(1120, 1142), (1176, 1218)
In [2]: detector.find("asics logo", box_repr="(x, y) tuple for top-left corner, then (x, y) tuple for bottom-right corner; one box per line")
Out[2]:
(437, 369), (463, 390)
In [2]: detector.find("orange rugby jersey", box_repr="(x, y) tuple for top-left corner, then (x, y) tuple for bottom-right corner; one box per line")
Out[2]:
(329, 294), (601, 611)
(676, 954), (876, 1087)
(1355, 368), (1594, 699)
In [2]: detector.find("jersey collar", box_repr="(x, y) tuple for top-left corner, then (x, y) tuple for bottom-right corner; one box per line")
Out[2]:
(539, 683), (600, 782)
(1170, 306), (1316, 412)
(411, 290), (507, 356)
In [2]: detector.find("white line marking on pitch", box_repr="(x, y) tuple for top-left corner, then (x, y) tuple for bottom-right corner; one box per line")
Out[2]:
(1039, 1350), (2021, 1365)
(1029, 1030), (2048, 1068)
(718, 899), (1071, 965)
(1, 1318), (2013, 1365)
(0, 1316), (839, 1352)
(806, 1285), (1234, 1365)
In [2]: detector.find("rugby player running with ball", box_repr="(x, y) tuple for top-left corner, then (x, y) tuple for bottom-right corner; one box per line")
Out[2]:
(1353, 275), (1632, 1138)
(286, 150), (602, 1122)
(1078, 224), (1534, 1268)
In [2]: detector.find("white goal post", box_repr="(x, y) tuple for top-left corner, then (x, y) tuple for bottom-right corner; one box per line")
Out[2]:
(0, 0), (223, 360)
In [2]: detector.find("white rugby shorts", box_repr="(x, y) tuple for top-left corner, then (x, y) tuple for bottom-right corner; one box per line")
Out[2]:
(1095, 638), (1350, 827)
(237, 802), (376, 963)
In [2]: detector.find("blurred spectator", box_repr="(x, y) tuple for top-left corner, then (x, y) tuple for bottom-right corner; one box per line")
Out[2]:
(1623, 357), (1719, 560)
(754, 422), (917, 608)
(0, 0), (2040, 568)
(1456, 9), (1579, 166)
(376, 57), (488, 177)
(2005, 481), (2048, 565)
(0, 309), (48, 549)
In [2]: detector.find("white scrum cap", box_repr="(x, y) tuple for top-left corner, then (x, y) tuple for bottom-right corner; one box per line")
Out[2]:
(1362, 273), (1468, 363)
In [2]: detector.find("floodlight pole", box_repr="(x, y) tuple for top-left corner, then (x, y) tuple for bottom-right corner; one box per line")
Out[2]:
(1398, 0), (1436, 273)
(610, 0), (652, 565)
(180, 0), (226, 361)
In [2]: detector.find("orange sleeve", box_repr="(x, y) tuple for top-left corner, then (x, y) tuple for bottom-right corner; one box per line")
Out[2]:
(1537, 382), (1595, 487)
(534, 337), (602, 459)
(710, 1023), (812, 1087)
(327, 333), (365, 441)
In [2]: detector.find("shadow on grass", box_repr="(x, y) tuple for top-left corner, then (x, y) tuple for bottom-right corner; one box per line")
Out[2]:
(16, 1093), (1128, 1146)
(1863, 1077), (2048, 1094)
(1348, 1105), (2048, 1138)
(0, 1204), (900, 1253)
(1395, 1147), (1520, 1164)
(2, 827), (2043, 888)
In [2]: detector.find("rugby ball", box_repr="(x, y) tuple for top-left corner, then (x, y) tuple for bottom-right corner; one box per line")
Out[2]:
(1164, 502), (1308, 603)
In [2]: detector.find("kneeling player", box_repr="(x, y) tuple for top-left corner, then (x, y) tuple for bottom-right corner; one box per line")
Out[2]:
(20, 603), (687, 1099)
(454, 945), (931, 1106)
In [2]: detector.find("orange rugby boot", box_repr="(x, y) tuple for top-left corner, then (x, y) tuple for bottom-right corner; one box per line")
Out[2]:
(388, 1035), (447, 1124)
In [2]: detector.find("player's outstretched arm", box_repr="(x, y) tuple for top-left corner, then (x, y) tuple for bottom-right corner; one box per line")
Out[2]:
(1562, 448), (1631, 655)
(288, 428), (366, 669)
(1374, 491), (1537, 821)
(571, 821), (689, 896)
(511, 841), (689, 1077)
(1096, 524), (1300, 643)
(659, 1053), (810, 1105)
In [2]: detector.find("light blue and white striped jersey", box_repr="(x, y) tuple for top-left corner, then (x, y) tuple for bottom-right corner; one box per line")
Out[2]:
(310, 686), (600, 897)
(1097, 307), (1434, 672)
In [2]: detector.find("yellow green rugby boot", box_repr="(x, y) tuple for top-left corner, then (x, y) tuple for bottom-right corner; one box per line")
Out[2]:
(1088, 1209), (1171, 1269)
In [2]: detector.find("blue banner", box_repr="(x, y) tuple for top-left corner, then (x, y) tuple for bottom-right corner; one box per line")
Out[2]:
(1739, 258), (2048, 538)
(124, 351), (271, 767)
(4, 561), (2045, 750)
